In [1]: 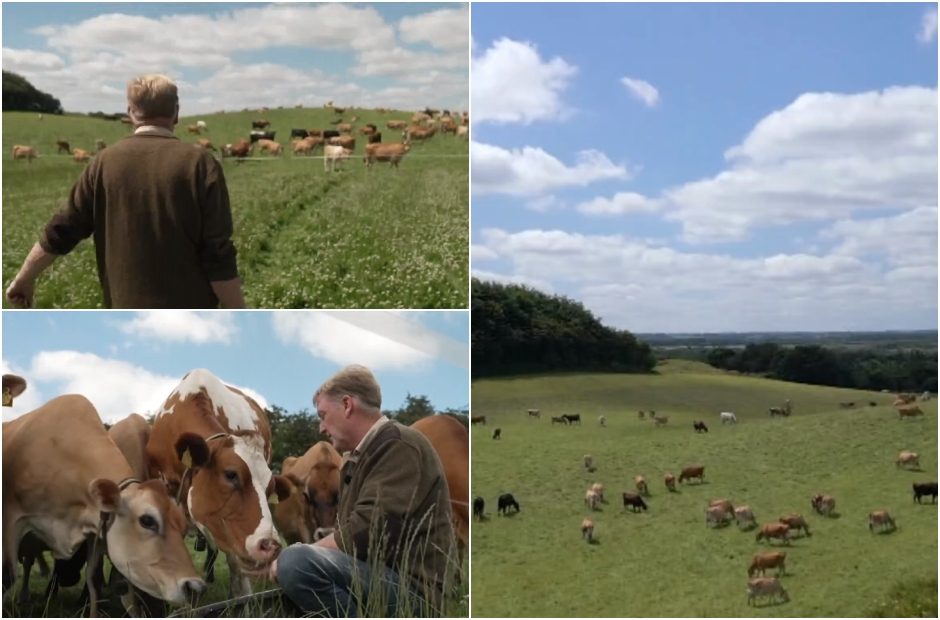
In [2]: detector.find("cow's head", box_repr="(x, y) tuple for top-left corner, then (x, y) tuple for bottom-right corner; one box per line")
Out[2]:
(92, 479), (205, 604)
(174, 433), (290, 573)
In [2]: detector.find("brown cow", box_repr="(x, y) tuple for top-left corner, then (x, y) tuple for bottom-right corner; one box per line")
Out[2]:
(748, 551), (786, 577)
(735, 505), (757, 530)
(590, 482), (605, 504)
(410, 415), (469, 553)
(705, 505), (732, 527)
(470, 415), (486, 425)
(12, 145), (37, 162)
(329, 135), (356, 150)
(581, 517), (594, 542)
(387, 119), (408, 130)
(195, 138), (216, 152)
(756, 522), (790, 545)
(896, 450), (920, 469)
(635, 475), (648, 496)
(187, 124), (202, 135)
(337, 123), (353, 133)
(778, 514), (811, 537)
(145, 369), (288, 597)
(584, 489), (600, 511)
(364, 142), (410, 169)
(223, 139), (253, 159)
(56, 139), (71, 154)
(4, 395), (204, 614)
(897, 405), (924, 419)
(72, 148), (92, 163)
(868, 510), (896, 533)
(292, 136), (322, 156)
(811, 493), (836, 516)
(664, 473), (677, 492)
(252, 119), (270, 129)
(273, 441), (342, 545)
(256, 139), (282, 156)
(679, 465), (705, 484)
(747, 577), (789, 606)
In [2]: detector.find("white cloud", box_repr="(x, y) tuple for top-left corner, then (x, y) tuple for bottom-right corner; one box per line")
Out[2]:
(577, 192), (659, 215)
(472, 38), (576, 124)
(2, 47), (65, 71)
(472, 141), (630, 196)
(399, 6), (469, 51)
(918, 7), (938, 43)
(621, 76), (660, 107)
(664, 87), (937, 243)
(118, 312), (238, 344)
(526, 195), (565, 212)
(471, 244), (500, 262)
(271, 312), (468, 371)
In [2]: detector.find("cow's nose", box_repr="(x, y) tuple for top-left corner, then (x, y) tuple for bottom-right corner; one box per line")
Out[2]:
(258, 537), (281, 556)
(182, 578), (206, 598)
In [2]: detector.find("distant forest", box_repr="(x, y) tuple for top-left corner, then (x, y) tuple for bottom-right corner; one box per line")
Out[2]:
(2, 71), (63, 114)
(471, 279), (655, 378)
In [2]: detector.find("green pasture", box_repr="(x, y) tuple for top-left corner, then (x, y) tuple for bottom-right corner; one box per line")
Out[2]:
(471, 360), (938, 617)
(2, 108), (468, 308)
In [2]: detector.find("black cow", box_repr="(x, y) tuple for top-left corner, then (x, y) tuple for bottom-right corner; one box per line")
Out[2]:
(550, 416), (568, 425)
(498, 493), (520, 515)
(251, 120), (270, 130)
(694, 421), (709, 433)
(492, 428), (501, 440)
(290, 128), (309, 139)
(322, 129), (340, 140)
(367, 131), (382, 144)
(622, 492), (648, 512)
(473, 497), (485, 520)
(913, 482), (938, 504)
(249, 130), (276, 143)
(562, 414), (581, 425)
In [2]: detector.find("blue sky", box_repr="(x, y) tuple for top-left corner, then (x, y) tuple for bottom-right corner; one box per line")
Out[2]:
(2, 311), (468, 423)
(2, 2), (468, 114)
(471, 3), (938, 333)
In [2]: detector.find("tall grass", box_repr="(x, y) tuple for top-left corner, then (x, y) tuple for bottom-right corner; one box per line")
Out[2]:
(471, 361), (938, 617)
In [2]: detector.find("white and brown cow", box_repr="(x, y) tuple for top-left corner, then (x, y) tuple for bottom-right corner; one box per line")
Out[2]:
(3, 395), (203, 615)
(145, 369), (287, 596)
(274, 441), (342, 545)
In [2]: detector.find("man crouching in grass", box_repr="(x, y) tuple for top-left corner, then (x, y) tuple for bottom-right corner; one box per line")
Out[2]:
(269, 364), (457, 617)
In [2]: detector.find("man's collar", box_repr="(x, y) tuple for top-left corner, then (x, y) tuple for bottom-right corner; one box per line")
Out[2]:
(343, 416), (391, 464)
(134, 125), (176, 137)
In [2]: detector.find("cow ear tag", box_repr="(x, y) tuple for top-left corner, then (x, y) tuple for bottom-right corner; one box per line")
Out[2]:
(2, 388), (11, 407)
(180, 448), (193, 469)
(268, 492), (279, 505)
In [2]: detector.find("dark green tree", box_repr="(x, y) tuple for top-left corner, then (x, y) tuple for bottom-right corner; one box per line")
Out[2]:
(3, 71), (63, 113)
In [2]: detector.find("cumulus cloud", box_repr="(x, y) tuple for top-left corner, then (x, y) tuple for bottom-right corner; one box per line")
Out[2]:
(621, 76), (660, 107)
(472, 38), (577, 124)
(472, 141), (630, 196)
(272, 312), (467, 371)
(118, 312), (238, 344)
(577, 192), (659, 215)
(2, 47), (65, 71)
(399, 6), (469, 51)
(918, 7), (938, 43)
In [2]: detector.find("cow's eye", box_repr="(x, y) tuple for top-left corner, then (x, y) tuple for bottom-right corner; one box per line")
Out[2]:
(139, 515), (159, 532)
(224, 470), (239, 485)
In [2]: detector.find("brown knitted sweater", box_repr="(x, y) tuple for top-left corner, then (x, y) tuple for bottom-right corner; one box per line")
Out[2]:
(40, 133), (238, 308)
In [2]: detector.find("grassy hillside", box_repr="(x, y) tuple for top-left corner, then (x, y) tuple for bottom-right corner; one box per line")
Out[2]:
(471, 361), (938, 617)
(2, 108), (467, 308)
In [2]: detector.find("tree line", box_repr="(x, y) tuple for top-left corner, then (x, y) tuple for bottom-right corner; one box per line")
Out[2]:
(471, 278), (656, 378)
(3, 71), (63, 114)
(705, 343), (937, 393)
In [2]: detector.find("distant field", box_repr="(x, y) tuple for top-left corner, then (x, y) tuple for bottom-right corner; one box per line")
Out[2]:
(2, 109), (468, 308)
(471, 360), (938, 617)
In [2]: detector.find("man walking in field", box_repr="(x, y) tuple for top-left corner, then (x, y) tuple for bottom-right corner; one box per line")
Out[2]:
(268, 365), (457, 617)
(5, 74), (245, 308)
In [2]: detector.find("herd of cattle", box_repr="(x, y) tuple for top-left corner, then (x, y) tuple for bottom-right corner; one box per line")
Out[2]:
(10, 108), (468, 174)
(474, 396), (936, 609)
(2, 369), (468, 616)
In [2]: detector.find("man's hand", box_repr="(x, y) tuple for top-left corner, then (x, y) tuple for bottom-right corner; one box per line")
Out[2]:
(6, 243), (59, 308)
(267, 557), (279, 583)
(6, 277), (35, 308)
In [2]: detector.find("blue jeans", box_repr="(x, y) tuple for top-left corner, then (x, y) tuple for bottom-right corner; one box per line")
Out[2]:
(277, 544), (433, 617)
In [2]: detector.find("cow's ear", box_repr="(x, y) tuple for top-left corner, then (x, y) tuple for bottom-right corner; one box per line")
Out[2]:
(272, 475), (292, 502)
(89, 479), (122, 513)
(175, 433), (210, 469)
(282, 456), (298, 473)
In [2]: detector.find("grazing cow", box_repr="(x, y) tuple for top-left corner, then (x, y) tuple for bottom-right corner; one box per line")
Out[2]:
(290, 129), (309, 139)
(256, 139), (282, 156)
(896, 393), (917, 404)
(456, 125), (469, 138)
(363, 142), (410, 169)
(473, 497), (485, 520)
(527, 408), (541, 419)
(187, 124), (202, 135)
(251, 119), (270, 129)
(679, 465), (705, 484)
(273, 442), (341, 545)
(195, 138), (216, 152)
(653, 414), (669, 427)
(590, 483), (605, 504)
(329, 135), (356, 150)
(896, 451), (920, 470)
(551, 415), (568, 425)
(622, 492), (648, 512)
(897, 405), (924, 420)
(748, 551), (786, 577)
(492, 428), (501, 440)
(778, 514), (811, 537)
(913, 482), (938, 504)
(405, 125), (437, 143)
(664, 473), (677, 492)
(635, 475), (649, 496)
(367, 131), (382, 144)
(693, 420), (708, 433)
(12, 145), (37, 162)
(387, 119), (408, 130)
(321, 129), (340, 141)
(746, 577), (789, 606)
(497, 493), (520, 515)
(4, 395), (204, 614)
(56, 139), (71, 154)
(293, 136), (323, 156)
(709, 499), (734, 515)
(583, 454), (595, 472)
(720, 411), (737, 424)
(95, 139), (107, 152)
(598, 415), (607, 427)
(360, 124), (377, 136)
(249, 130), (276, 143)
(638, 410), (646, 420)
(563, 413), (581, 425)
(838, 402), (855, 409)
(222, 139), (253, 160)
(735, 505), (757, 530)
(769, 406), (786, 417)
(306, 129), (323, 137)
(706, 505), (733, 527)
(811, 494), (836, 517)
(756, 522), (790, 545)
(337, 123), (353, 134)
(581, 517), (594, 542)
(868, 510), (896, 533)
(584, 489), (600, 511)
(470, 415), (486, 425)
(196, 120), (207, 131)
(323, 145), (352, 171)
(145, 369), (287, 597)
(410, 415), (470, 552)
(72, 148), (91, 163)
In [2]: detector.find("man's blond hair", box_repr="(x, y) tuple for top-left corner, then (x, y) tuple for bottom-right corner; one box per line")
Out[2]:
(127, 74), (178, 120)
(315, 365), (382, 410)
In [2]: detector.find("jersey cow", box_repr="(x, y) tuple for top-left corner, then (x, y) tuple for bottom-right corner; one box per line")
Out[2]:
(274, 441), (342, 545)
(3, 395), (203, 615)
(411, 415), (470, 552)
(145, 369), (288, 595)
